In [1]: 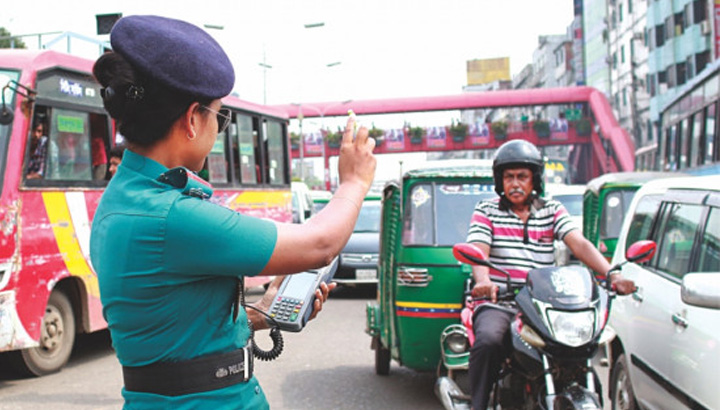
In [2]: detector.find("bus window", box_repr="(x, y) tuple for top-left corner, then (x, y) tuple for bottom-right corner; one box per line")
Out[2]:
(46, 108), (92, 181)
(90, 113), (109, 180)
(679, 118), (689, 168)
(704, 103), (716, 165)
(266, 120), (286, 186)
(665, 125), (677, 170)
(233, 113), (258, 185)
(690, 112), (702, 167)
(207, 128), (229, 184)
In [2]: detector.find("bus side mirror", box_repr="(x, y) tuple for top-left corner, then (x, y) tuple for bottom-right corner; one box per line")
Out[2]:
(0, 105), (12, 125)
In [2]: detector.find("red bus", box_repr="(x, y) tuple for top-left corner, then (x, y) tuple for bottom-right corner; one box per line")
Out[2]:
(0, 49), (292, 376)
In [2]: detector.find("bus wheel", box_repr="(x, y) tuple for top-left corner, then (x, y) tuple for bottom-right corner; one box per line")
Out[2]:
(374, 337), (390, 376)
(9, 291), (76, 376)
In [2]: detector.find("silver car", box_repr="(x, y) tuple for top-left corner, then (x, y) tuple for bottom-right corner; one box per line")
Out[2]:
(334, 197), (381, 286)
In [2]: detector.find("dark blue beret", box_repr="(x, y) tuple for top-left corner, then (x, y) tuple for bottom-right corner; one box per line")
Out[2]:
(110, 15), (234, 99)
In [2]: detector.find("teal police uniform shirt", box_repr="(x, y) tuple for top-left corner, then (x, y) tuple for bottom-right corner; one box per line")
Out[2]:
(90, 150), (277, 409)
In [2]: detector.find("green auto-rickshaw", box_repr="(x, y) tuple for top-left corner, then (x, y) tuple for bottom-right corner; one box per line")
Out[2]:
(582, 171), (682, 262)
(365, 160), (495, 376)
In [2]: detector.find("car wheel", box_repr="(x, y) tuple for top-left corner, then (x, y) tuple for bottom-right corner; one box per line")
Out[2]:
(374, 337), (390, 376)
(7, 291), (76, 376)
(610, 353), (638, 410)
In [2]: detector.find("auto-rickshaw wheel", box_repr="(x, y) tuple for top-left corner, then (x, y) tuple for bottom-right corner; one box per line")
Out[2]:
(374, 337), (390, 375)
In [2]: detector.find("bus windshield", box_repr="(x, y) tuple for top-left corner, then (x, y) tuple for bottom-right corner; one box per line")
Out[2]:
(0, 69), (21, 191)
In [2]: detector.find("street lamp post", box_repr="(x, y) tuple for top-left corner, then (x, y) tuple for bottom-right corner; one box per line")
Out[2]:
(258, 45), (272, 105)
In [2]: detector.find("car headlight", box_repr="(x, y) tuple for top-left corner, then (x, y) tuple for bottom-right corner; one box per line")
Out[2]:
(546, 309), (595, 347)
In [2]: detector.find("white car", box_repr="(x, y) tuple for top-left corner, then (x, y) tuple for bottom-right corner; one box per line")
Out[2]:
(607, 175), (720, 410)
(545, 183), (586, 265)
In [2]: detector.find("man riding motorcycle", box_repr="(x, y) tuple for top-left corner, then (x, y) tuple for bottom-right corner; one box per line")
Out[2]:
(465, 139), (636, 409)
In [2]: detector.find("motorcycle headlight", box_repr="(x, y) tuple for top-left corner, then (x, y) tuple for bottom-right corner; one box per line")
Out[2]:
(546, 309), (595, 347)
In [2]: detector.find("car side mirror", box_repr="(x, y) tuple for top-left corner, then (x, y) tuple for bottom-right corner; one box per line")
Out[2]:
(682, 272), (720, 309)
(625, 240), (656, 264)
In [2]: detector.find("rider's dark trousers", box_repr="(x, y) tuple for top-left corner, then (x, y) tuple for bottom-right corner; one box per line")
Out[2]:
(469, 307), (515, 410)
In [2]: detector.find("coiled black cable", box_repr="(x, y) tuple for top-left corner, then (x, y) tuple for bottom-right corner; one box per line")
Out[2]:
(240, 277), (284, 361)
(244, 304), (284, 361)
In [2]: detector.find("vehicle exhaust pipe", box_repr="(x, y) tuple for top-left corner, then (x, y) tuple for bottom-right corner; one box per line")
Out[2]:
(435, 376), (471, 410)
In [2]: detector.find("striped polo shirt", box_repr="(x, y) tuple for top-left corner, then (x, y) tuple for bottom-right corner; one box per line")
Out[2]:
(466, 197), (578, 281)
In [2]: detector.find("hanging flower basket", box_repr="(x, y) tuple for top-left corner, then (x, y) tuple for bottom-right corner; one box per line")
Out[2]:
(491, 121), (508, 140)
(533, 120), (551, 138)
(409, 126), (425, 145)
(326, 128), (342, 148)
(450, 121), (468, 142)
(290, 132), (300, 150)
(576, 118), (592, 136)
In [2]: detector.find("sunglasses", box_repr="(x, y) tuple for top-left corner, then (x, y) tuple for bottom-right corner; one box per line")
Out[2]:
(201, 105), (232, 134)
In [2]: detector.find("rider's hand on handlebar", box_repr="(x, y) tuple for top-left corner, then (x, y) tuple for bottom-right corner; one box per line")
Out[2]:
(471, 280), (499, 303)
(611, 276), (637, 295)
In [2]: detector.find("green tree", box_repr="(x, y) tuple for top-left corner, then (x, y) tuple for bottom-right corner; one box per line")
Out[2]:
(0, 27), (27, 49)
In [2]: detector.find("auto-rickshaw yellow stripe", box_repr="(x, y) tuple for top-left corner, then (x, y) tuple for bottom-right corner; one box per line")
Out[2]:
(395, 301), (463, 309)
(42, 192), (100, 297)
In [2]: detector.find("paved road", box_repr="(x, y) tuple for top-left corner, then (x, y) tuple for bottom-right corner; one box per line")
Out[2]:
(0, 286), (441, 410)
(0, 285), (611, 409)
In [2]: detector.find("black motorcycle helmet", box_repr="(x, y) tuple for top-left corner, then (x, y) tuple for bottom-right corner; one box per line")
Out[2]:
(492, 139), (545, 197)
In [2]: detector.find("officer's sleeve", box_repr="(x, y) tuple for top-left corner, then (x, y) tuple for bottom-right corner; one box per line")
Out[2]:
(163, 196), (277, 277)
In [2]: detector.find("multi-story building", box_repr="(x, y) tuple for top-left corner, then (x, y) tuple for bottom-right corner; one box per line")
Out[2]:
(645, 0), (714, 132)
(583, 0), (612, 95)
(607, 0), (651, 152)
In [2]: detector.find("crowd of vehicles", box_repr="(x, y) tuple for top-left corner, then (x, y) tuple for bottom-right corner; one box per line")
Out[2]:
(364, 155), (718, 409)
(0, 49), (294, 376)
(2, 42), (717, 410)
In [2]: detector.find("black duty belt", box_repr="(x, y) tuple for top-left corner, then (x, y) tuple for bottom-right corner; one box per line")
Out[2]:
(122, 345), (253, 396)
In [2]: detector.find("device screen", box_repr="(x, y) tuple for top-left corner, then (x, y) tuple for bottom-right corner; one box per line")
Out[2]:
(283, 273), (317, 299)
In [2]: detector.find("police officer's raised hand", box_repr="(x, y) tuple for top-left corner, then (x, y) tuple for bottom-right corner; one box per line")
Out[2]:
(337, 116), (376, 193)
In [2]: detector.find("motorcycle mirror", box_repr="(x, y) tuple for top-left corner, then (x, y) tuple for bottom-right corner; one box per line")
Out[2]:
(626, 240), (656, 264)
(453, 243), (490, 266)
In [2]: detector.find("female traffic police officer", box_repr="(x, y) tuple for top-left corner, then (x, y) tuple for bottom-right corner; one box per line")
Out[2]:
(89, 15), (376, 409)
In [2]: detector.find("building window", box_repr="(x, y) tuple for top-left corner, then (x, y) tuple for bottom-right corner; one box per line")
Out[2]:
(623, 88), (628, 106)
(648, 73), (656, 96)
(656, 23), (665, 47)
(621, 45), (626, 64)
(677, 62), (687, 86)
(694, 0), (707, 24)
(613, 52), (618, 69)
(665, 16), (674, 39)
(674, 12), (684, 36)
(619, 4), (624, 22)
(628, 0), (633, 14)
(696, 50), (710, 74)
